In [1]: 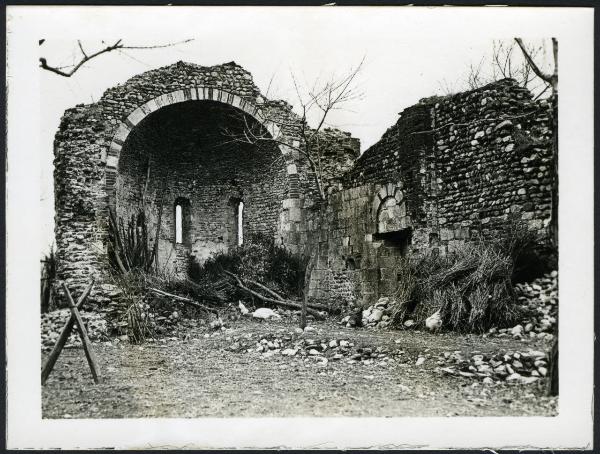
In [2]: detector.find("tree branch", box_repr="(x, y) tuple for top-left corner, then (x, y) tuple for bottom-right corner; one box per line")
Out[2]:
(40, 38), (194, 77)
(221, 59), (364, 202)
(514, 37), (556, 89)
(77, 40), (88, 58)
(148, 287), (219, 315)
(119, 39), (194, 50)
(223, 271), (325, 319)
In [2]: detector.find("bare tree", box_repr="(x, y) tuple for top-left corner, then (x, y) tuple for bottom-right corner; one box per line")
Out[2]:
(466, 56), (486, 91)
(223, 60), (364, 328)
(515, 37), (558, 398)
(224, 59), (364, 202)
(39, 38), (194, 77)
(453, 39), (553, 100)
(515, 38), (558, 96)
(490, 40), (537, 90)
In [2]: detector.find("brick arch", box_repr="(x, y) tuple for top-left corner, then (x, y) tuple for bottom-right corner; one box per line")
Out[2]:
(105, 86), (298, 205)
(372, 182), (411, 233)
(372, 182), (404, 218)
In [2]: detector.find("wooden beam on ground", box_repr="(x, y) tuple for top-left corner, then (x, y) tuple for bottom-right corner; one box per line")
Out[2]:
(62, 282), (102, 384)
(223, 271), (325, 320)
(243, 276), (332, 312)
(41, 280), (94, 385)
(148, 287), (219, 314)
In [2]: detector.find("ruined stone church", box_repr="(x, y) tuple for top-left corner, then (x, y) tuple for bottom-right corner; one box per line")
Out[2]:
(54, 61), (553, 307)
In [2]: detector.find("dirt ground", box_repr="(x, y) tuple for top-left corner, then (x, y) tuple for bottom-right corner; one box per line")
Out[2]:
(42, 317), (557, 418)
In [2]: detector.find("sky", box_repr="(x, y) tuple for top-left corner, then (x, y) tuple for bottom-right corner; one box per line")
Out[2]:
(7, 6), (560, 252)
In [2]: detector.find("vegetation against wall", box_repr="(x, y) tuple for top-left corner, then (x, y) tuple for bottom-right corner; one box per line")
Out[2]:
(388, 221), (542, 333)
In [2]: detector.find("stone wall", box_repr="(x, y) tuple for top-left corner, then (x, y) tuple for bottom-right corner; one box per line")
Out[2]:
(315, 128), (361, 195)
(116, 99), (288, 273)
(308, 79), (554, 308)
(431, 80), (553, 249)
(54, 64), (552, 311)
(53, 104), (112, 296)
(54, 61), (357, 299)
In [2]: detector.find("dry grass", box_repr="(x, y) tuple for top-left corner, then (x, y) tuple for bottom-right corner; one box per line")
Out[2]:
(390, 236), (524, 333)
(108, 271), (154, 343)
(388, 258), (418, 324)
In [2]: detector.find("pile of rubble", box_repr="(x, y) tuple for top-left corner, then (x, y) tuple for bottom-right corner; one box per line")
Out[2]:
(339, 297), (393, 329)
(435, 349), (549, 385)
(225, 331), (402, 366)
(487, 271), (558, 340)
(41, 309), (109, 351)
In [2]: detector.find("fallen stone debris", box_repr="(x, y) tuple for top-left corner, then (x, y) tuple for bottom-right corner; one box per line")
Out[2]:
(252, 307), (282, 320)
(224, 329), (407, 367)
(487, 271), (557, 340)
(41, 309), (109, 351)
(41, 272), (556, 392)
(339, 297), (393, 329)
(435, 349), (549, 385)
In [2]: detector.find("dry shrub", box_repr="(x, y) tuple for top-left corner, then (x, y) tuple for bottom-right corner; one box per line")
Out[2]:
(41, 248), (57, 313)
(148, 271), (228, 313)
(392, 233), (528, 333)
(188, 233), (308, 302)
(107, 208), (160, 274)
(108, 269), (219, 343)
(109, 270), (154, 344)
(388, 258), (418, 324)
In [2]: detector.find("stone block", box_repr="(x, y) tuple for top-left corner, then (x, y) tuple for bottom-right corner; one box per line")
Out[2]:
(126, 107), (146, 127)
(386, 183), (396, 197)
(282, 198), (301, 209)
(288, 207), (302, 222)
(230, 94), (242, 108)
(155, 94), (171, 108)
(106, 155), (118, 168)
(521, 211), (534, 220)
(113, 124), (131, 144)
(170, 90), (186, 104)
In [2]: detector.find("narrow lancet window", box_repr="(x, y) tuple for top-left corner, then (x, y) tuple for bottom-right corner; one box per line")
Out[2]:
(237, 201), (244, 246)
(175, 203), (183, 244)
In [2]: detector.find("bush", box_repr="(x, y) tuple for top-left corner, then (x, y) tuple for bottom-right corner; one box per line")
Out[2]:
(107, 269), (221, 343)
(188, 233), (308, 301)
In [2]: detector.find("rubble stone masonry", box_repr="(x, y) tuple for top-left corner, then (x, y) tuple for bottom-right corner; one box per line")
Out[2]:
(54, 61), (349, 301)
(54, 62), (552, 309)
(308, 79), (553, 308)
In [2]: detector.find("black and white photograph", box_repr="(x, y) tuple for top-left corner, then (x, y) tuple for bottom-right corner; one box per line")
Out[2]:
(5, 5), (594, 450)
